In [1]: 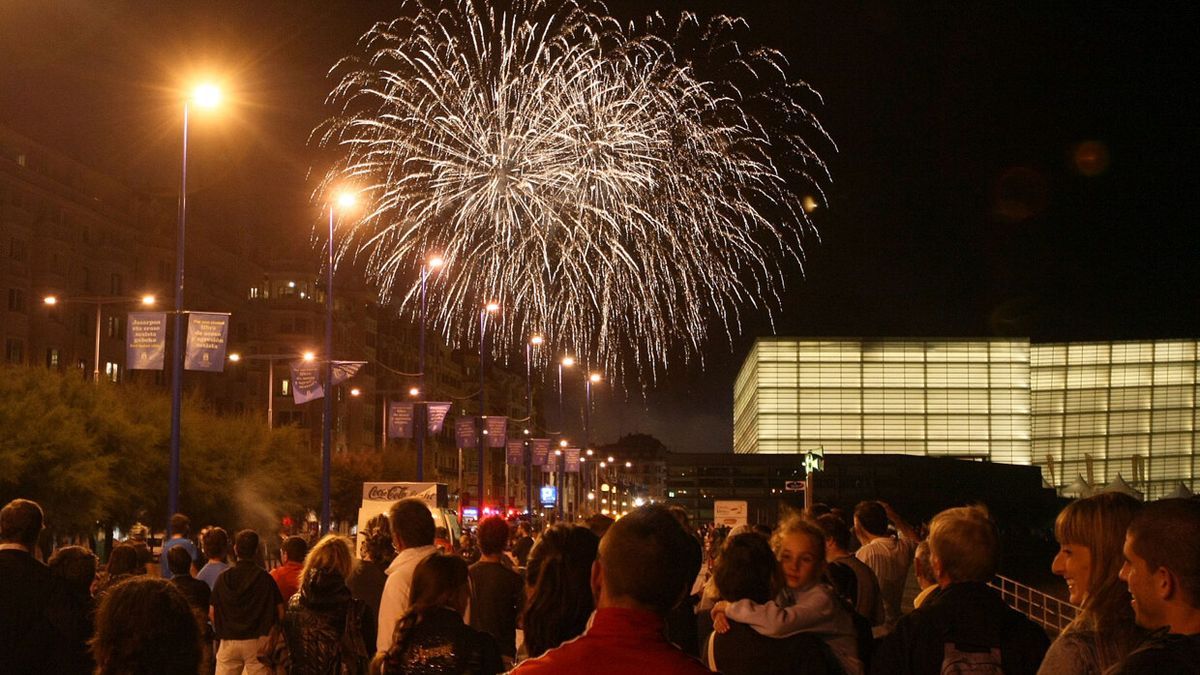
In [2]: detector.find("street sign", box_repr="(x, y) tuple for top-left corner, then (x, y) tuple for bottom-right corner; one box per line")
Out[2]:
(803, 449), (825, 474)
(784, 480), (805, 492)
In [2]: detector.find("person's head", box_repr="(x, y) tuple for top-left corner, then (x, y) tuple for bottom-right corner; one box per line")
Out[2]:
(0, 498), (44, 548)
(202, 526), (228, 562)
(166, 545), (193, 577)
(713, 532), (781, 604)
(49, 545), (98, 595)
(169, 513), (190, 537)
(816, 513), (853, 559)
(752, 523), (774, 539)
(927, 505), (999, 585)
(853, 501), (889, 540)
(476, 516), (509, 556)
(302, 534), (354, 585)
(126, 523), (149, 544)
(435, 526), (449, 541)
(280, 535), (308, 565)
(411, 554), (471, 614)
(592, 504), (700, 614)
(585, 513), (615, 539)
(1053, 492), (1141, 607)
(522, 524), (600, 657)
(360, 514), (396, 564)
(913, 541), (936, 588)
(388, 498), (435, 550)
(809, 502), (833, 518)
(91, 576), (202, 675)
(106, 543), (142, 577)
(1120, 498), (1200, 630)
(772, 515), (826, 590)
(667, 504), (691, 530)
(517, 521), (531, 537)
(234, 529), (260, 562)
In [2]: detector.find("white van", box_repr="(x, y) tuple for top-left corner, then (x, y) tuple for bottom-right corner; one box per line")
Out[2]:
(355, 482), (461, 555)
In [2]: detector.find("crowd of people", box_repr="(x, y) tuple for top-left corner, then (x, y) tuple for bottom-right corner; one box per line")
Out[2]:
(1, 492), (1198, 674)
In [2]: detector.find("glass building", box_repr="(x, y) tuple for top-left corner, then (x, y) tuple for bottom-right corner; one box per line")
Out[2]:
(735, 338), (1199, 499)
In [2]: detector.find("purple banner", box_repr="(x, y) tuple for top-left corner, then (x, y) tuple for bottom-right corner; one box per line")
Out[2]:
(184, 312), (229, 372)
(331, 360), (365, 386)
(546, 451), (558, 472)
(387, 401), (414, 439)
(126, 312), (166, 370)
(506, 440), (525, 466)
(427, 402), (451, 434)
(564, 447), (581, 473)
(291, 360), (323, 404)
(455, 417), (477, 449)
(484, 416), (508, 448)
(531, 438), (550, 467)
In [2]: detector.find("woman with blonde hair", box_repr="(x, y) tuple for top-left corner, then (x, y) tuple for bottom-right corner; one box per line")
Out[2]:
(280, 534), (376, 674)
(1037, 492), (1144, 674)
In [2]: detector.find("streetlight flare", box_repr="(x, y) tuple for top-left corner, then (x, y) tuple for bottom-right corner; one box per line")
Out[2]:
(589, 372), (601, 383)
(530, 334), (544, 346)
(484, 301), (500, 313)
(561, 355), (575, 367)
(43, 295), (57, 305)
(141, 295), (156, 306)
(303, 351), (316, 362)
(350, 387), (361, 397)
(192, 83), (222, 109)
(335, 191), (357, 210)
(228, 353), (241, 362)
(427, 255), (445, 269)
(408, 387), (420, 397)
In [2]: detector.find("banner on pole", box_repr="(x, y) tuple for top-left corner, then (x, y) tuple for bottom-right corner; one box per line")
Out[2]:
(531, 439), (550, 467)
(426, 402), (451, 434)
(455, 417), (477, 449)
(545, 451), (558, 472)
(126, 312), (166, 370)
(331, 360), (366, 386)
(506, 440), (524, 466)
(485, 416), (508, 448)
(291, 360), (323, 404)
(564, 447), (581, 473)
(184, 312), (229, 372)
(387, 401), (414, 439)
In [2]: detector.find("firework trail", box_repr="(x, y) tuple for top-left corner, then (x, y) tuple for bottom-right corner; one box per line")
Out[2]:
(317, 0), (831, 381)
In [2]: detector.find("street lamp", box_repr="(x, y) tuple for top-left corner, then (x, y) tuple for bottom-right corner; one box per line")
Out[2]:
(168, 81), (222, 535)
(524, 334), (543, 513)
(226, 350), (313, 427)
(583, 372), (601, 515)
(479, 302), (499, 513)
(320, 190), (357, 535)
(416, 254), (444, 481)
(43, 294), (155, 383)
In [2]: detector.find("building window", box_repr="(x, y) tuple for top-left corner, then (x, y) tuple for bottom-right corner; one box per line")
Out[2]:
(280, 378), (291, 397)
(7, 288), (26, 312)
(46, 348), (60, 368)
(106, 315), (124, 340)
(5, 338), (24, 363)
(105, 361), (120, 383)
(8, 238), (27, 262)
(110, 273), (123, 295)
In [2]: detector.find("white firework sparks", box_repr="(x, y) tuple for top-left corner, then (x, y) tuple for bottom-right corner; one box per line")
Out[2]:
(316, 0), (831, 380)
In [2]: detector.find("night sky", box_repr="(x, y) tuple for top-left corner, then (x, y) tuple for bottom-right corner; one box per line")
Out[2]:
(2, 2), (1196, 453)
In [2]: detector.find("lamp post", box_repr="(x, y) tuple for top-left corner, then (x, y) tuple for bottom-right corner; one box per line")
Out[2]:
(525, 335), (543, 513)
(416, 255), (444, 481)
(556, 356), (573, 518)
(168, 82), (221, 534)
(583, 372), (600, 518)
(43, 294), (155, 383)
(322, 191), (357, 535)
(479, 302), (499, 513)
(227, 350), (314, 427)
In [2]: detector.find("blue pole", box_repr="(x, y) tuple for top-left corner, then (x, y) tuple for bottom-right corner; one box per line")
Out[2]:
(322, 205), (334, 535)
(168, 102), (189, 534)
(478, 308), (486, 514)
(416, 265), (426, 481)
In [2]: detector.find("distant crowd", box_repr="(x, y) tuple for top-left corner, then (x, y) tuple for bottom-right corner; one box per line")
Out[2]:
(1, 491), (1198, 674)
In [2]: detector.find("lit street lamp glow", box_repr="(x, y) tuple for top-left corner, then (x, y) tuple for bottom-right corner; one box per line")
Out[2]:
(192, 83), (222, 109)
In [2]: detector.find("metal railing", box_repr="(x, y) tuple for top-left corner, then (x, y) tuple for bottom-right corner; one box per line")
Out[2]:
(989, 574), (1079, 635)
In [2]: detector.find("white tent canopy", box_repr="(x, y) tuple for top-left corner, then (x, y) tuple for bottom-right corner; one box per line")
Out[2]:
(1064, 475), (1094, 498)
(1165, 481), (1195, 500)
(1100, 473), (1144, 501)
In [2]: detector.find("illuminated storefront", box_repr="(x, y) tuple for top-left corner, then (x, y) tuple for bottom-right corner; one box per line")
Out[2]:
(735, 338), (1199, 499)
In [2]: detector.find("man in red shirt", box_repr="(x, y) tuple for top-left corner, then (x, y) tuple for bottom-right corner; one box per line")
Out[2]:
(512, 504), (708, 675)
(269, 536), (307, 602)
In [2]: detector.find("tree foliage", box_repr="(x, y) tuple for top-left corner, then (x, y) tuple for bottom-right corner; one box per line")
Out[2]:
(0, 366), (318, 536)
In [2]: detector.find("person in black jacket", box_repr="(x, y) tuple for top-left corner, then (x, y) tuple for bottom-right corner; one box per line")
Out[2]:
(377, 553), (503, 674)
(872, 506), (1048, 675)
(281, 534), (375, 675)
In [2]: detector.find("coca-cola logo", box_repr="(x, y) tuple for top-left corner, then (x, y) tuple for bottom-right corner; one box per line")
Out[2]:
(367, 486), (411, 500)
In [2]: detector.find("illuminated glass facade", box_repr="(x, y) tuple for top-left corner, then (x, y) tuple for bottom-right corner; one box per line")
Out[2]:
(735, 338), (1200, 498)
(1032, 341), (1198, 500)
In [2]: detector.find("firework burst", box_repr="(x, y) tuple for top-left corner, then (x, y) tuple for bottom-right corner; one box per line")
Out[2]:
(317, 0), (831, 380)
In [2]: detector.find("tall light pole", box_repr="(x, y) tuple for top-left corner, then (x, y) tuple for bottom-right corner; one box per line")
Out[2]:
(227, 350), (314, 427)
(43, 294), (155, 383)
(525, 334), (543, 512)
(168, 82), (221, 533)
(322, 191), (357, 535)
(416, 255), (443, 481)
(479, 302), (499, 512)
(583, 372), (601, 519)
(556, 356), (573, 518)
